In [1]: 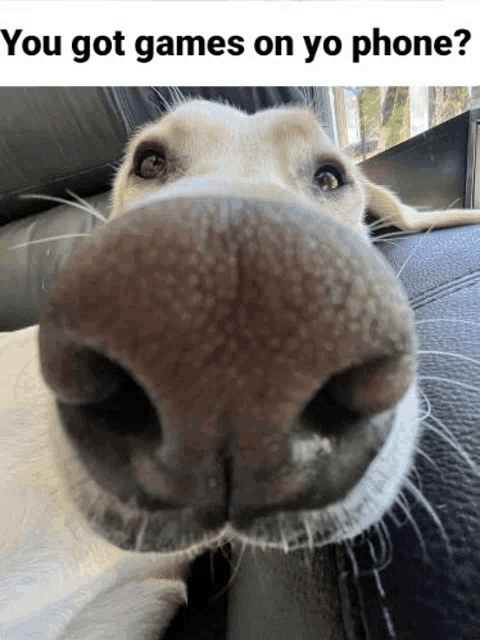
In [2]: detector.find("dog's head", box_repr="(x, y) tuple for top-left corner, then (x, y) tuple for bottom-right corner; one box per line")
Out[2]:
(38, 100), (419, 554)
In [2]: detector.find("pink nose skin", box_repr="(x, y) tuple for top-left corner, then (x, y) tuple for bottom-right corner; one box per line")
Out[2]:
(39, 196), (416, 540)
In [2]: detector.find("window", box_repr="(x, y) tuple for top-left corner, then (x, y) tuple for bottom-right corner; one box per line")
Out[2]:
(308, 87), (476, 161)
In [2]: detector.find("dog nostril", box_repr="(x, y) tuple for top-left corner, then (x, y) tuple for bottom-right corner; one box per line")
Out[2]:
(40, 335), (160, 439)
(300, 380), (358, 436)
(300, 352), (414, 434)
(49, 346), (128, 406)
(324, 352), (415, 416)
(81, 365), (159, 439)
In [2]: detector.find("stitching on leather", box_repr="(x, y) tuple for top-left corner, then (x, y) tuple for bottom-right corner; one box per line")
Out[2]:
(410, 271), (480, 311)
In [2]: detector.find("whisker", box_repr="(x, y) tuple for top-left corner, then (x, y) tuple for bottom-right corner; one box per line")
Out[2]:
(418, 386), (478, 472)
(9, 233), (91, 251)
(371, 238), (400, 247)
(396, 225), (434, 279)
(343, 538), (360, 580)
(249, 545), (268, 596)
(414, 444), (443, 475)
(420, 375), (480, 395)
(134, 512), (148, 552)
(372, 229), (420, 241)
(64, 189), (109, 223)
(416, 318), (480, 330)
(370, 521), (393, 573)
(171, 86), (186, 106)
(280, 519), (289, 554)
(223, 541), (248, 595)
(21, 193), (107, 224)
(402, 478), (453, 561)
(300, 546), (314, 575)
(302, 512), (315, 550)
(368, 217), (396, 231)
(391, 491), (428, 560)
(365, 544), (396, 637)
(446, 196), (462, 209)
(145, 99), (164, 119)
(423, 416), (479, 474)
(209, 541), (247, 602)
(419, 349), (480, 367)
(150, 86), (185, 113)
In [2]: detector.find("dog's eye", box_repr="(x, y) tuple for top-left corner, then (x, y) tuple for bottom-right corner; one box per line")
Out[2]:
(314, 164), (345, 191)
(134, 147), (167, 180)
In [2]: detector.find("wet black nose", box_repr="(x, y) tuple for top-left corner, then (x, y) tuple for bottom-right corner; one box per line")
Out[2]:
(39, 196), (416, 530)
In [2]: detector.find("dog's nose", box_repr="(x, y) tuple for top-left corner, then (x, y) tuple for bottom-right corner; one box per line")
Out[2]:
(39, 196), (416, 530)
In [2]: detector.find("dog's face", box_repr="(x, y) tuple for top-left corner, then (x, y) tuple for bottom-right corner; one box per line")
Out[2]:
(38, 99), (419, 556)
(111, 100), (367, 234)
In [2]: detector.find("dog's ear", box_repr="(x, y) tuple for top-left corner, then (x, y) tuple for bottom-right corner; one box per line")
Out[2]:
(363, 180), (480, 231)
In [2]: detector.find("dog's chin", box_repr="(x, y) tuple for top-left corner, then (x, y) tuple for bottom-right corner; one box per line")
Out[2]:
(58, 380), (419, 555)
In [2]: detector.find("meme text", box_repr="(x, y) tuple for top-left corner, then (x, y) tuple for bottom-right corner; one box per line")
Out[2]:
(0, 28), (472, 65)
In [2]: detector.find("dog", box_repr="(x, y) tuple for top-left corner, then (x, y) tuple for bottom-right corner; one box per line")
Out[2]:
(2, 98), (480, 639)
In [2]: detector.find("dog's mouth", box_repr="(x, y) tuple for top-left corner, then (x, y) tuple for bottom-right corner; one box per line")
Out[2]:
(39, 195), (418, 553)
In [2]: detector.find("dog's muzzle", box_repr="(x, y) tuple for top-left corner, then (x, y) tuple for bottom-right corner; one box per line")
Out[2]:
(39, 195), (416, 533)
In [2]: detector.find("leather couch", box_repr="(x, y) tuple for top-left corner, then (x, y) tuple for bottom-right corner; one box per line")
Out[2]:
(1, 87), (478, 639)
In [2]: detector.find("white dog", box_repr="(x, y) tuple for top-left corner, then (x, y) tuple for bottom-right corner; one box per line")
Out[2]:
(1, 99), (479, 639)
